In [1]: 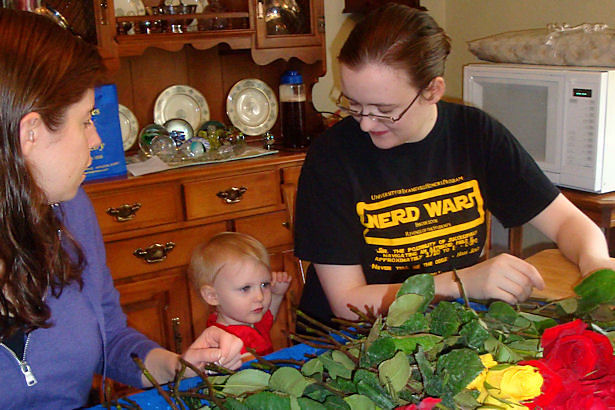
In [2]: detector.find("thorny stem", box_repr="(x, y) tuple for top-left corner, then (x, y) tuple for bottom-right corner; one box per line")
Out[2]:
(347, 305), (370, 321)
(245, 347), (279, 370)
(290, 332), (359, 365)
(170, 362), (188, 410)
(296, 310), (355, 342)
(268, 358), (307, 366)
(131, 354), (178, 410)
(296, 322), (344, 347)
(289, 333), (337, 350)
(201, 370), (226, 408)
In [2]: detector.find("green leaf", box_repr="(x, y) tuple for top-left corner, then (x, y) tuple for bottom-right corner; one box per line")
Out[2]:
(486, 301), (518, 325)
(430, 301), (460, 337)
(302, 358), (324, 377)
(329, 377), (358, 394)
(436, 348), (483, 396)
(415, 347), (442, 397)
(393, 313), (430, 334)
(319, 351), (353, 380)
(222, 397), (249, 409)
(386, 294), (426, 327)
(575, 269), (615, 314)
(343, 394), (378, 410)
(297, 397), (329, 410)
(453, 389), (481, 409)
(269, 367), (313, 398)
(355, 380), (396, 409)
(459, 319), (489, 349)
(378, 351), (410, 392)
(323, 395), (351, 409)
(332, 350), (356, 371)
(396, 274), (435, 312)
(392, 334), (442, 354)
(364, 316), (383, 351)
(222, 369), (271, 396)
(243, 391), (291, 409)
(555, 298), (578, 314)
(303, 383), (334, 402)
(364, 336), (396, 367)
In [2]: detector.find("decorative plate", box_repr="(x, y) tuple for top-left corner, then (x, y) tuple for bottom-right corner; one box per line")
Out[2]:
(114, 0), (146, 16)
(118, 104), (139, 151)
(226, 79), (278, 136)
(154, 85), (210, 133)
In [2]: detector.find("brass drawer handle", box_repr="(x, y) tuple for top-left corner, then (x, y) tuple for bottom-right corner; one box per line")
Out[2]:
(216, 186), (247, 204)
(133, 242), (175, 263)
(106, 203), (142, 222)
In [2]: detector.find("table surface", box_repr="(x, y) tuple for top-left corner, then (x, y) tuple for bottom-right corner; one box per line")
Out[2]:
(527, 249), (581, 300)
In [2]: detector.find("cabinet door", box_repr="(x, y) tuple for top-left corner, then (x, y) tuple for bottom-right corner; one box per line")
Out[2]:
(254, 0), (324, 49)
(116, 270), (193, 354)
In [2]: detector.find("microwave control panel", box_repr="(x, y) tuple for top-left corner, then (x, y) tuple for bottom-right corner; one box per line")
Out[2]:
(563, 73), (603, 171)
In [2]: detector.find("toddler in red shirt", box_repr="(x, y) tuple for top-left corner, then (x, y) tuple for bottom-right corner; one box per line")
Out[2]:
(189, 232), (291, 357)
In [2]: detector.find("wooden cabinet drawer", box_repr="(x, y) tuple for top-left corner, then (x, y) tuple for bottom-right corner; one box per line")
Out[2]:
(183, 170), (280, 220)
(106, 222), (226, 280)
(235, 210), (293, 249)
(89, 183), (183, 235)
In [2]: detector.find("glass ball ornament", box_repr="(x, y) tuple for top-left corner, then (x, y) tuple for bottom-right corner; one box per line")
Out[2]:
(150, 134), (177, 162)
(139, 123), (169, 157)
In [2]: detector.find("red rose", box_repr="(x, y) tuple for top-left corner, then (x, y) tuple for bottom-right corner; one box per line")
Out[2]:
(520, 359), (564, 409)
(417, 398), (442, 410)
(540, 319), (613, 379)
(395, 398), (441, 410)
(563, 391), (612, 410)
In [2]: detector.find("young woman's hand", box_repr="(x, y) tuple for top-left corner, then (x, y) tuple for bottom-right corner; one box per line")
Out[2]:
(182, 326), (244, 371)
(456, 253), (545, 304)
(270, 271), (292, 296)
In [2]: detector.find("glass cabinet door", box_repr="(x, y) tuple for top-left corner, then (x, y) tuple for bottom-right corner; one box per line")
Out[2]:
(254, 0), (324, 49)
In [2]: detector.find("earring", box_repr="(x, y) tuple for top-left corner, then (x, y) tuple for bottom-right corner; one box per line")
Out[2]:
(28, 131), (34, 141)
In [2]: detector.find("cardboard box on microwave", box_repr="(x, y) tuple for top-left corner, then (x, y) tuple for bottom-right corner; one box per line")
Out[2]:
(84, 84), (127, 181)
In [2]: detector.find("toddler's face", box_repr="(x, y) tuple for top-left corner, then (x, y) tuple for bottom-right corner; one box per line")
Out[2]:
(211, 257), (272, 326)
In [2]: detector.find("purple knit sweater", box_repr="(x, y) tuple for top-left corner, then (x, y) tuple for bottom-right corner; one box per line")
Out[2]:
(0, 188), (160, 409)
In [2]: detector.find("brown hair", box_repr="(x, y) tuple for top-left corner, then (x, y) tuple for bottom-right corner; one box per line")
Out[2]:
(338, 3), (451, 89)
(0, 9), (104, 339)
(189, 232), (270, 290)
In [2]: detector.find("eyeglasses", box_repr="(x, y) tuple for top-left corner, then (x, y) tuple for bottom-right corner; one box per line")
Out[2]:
(336, 89), (423, 124)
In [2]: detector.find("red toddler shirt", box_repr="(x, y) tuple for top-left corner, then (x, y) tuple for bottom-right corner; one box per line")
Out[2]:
(206, 310), (274, 355)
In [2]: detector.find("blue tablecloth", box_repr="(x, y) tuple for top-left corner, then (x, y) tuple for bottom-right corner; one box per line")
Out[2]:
(91, 343), (326, 409)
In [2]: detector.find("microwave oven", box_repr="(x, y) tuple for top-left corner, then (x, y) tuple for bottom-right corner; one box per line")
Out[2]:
(463, 63), (615, 193)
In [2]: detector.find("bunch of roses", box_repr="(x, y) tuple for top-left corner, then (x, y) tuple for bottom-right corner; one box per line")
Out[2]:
(521, 319), (615, 409)
(466, 319), (615, 409)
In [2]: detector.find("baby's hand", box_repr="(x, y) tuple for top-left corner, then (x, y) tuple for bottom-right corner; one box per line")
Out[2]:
(271, 271), (291, 296)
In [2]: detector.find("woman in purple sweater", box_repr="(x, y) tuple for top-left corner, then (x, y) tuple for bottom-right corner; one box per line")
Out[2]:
(0, 9), (243, 408)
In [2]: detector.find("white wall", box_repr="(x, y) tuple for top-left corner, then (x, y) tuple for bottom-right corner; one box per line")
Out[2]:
(313, 0), (615, 107)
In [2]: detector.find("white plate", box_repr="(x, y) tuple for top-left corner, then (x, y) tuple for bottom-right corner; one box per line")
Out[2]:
(226, 79), (278, 136)
(114, 0), (145, 17)
(154, 85), (210, 132)
(118, 104), (139, 151)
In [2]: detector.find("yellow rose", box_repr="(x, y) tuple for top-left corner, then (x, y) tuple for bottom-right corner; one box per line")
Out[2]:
(466, 354), (498, 391)
(484, 365), (543, 402)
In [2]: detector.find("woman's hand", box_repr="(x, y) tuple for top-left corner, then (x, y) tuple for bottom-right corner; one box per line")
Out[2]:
(182, 326), (244, 372)
(456, 253), (545, 304)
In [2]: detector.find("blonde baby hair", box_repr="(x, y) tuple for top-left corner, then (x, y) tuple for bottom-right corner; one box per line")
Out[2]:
(188, 231), (270, 291)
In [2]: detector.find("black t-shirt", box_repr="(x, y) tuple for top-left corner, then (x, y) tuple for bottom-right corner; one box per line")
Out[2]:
(295, 101), (559, 323)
